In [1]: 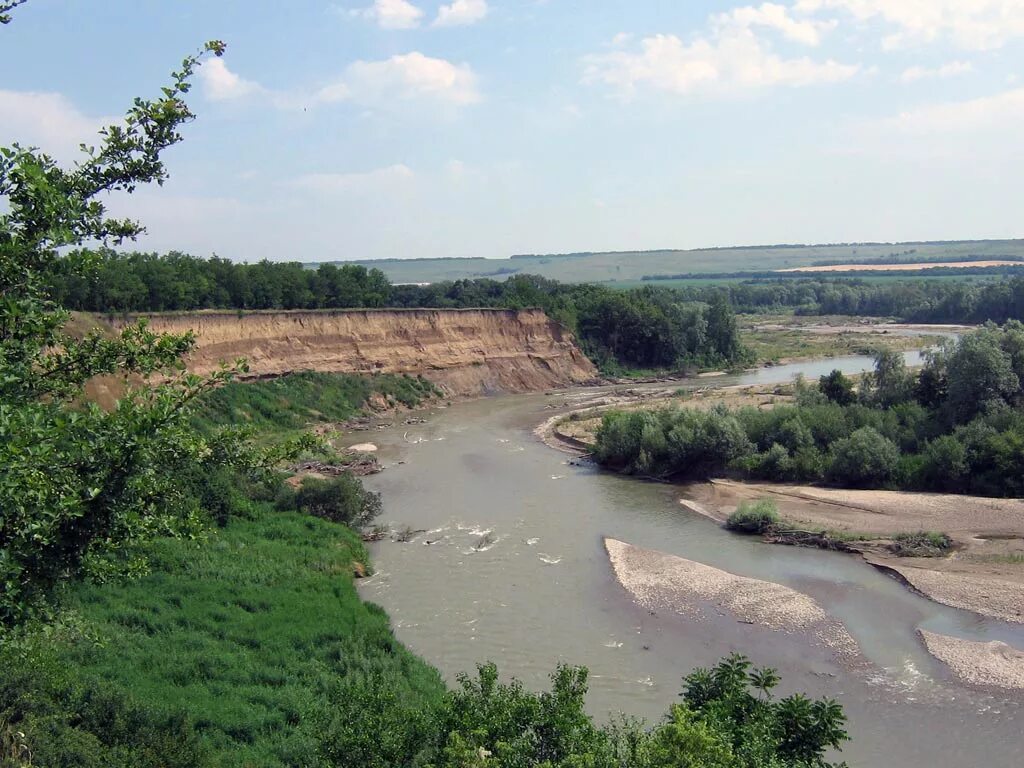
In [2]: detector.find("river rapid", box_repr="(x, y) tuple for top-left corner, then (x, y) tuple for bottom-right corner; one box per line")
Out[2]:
(360, 351), (1024, 768)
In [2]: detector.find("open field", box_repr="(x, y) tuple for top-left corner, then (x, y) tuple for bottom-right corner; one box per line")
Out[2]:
(777, 260), (1024, 273)
(739, 315), (948, 364)
(341, 239), (1024, 284)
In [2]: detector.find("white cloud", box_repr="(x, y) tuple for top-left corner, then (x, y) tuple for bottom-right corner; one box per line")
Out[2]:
(796, 0), (1024, 50)
(290, 164), (415, 191)
(582, 27), (859, 99)
(199, 58), (264, 101)
(354, 0), (424, 30)
(900, 60), (973, 83)
(0, 90), (115, 159)
(194, 53), (479, 111)
(715, 2), (836, 46)
(882, 87), (1024, 134)
(318, 52), (481, 106)
(434, 0), (489, 27)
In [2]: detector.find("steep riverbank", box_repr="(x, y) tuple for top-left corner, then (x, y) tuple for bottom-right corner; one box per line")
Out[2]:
(103, 308), (598, 397)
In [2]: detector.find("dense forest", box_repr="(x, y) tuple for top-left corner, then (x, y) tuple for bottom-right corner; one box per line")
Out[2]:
(595, 324), (1024, 497)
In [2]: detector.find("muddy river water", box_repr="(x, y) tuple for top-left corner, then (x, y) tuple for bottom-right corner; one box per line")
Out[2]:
(360, 350), (1024, 767)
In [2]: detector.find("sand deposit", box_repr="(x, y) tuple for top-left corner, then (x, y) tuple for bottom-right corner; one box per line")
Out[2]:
(919, 630), (1024, 690)
(604, 538), (859, 659)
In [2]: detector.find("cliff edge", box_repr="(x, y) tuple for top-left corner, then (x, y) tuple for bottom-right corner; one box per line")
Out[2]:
(110, 308), (598, 397)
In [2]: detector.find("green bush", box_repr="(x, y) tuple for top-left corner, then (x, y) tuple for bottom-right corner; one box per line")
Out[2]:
(726, 499), (780, 535)
(819, 369), (856, 406)
(827, 427), (900, 487)
(292, 474), (382, 530)
(0, 642), (206, 768)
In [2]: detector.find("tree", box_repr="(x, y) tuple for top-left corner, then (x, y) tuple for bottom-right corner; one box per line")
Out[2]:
(706, 292), (741, 361)
(292, 474), (382, 529)
(945, 325), (1020, 421)
(828, 427), (900, 487)
(0, 27), (250, 627)
(864, 348), (910, 407)
(819, 369), (855, 406)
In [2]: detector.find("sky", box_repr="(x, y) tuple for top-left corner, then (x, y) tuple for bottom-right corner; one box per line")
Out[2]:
(1, 0), (1022, 262)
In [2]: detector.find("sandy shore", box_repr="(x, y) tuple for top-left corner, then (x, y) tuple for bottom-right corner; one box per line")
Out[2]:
(872, 563), (1024, 625)
(689, 480), (1024, 625)
(919, 630), (1024, 690)
(604, 538), (859, 660)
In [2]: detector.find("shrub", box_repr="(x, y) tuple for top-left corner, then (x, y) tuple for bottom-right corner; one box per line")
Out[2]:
(890, 531), (953, 557)
(294, 474), (382, 530)
(726, 499), (780, 535)
(828, 427), (900, 487)
(919, 435), (968, 492)
(819, 369), (855, 406)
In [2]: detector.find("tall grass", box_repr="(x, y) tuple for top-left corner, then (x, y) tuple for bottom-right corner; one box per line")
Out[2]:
(193, 372), (438, 433)
(9, 505), (443, 767)
(726, 499), (781, 534)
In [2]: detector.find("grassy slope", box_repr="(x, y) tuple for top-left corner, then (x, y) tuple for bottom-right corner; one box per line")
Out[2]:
(60, 506), (443, 767)
(194, 372), (438, 434)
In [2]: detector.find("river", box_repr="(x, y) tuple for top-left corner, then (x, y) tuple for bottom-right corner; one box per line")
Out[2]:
(360, 350), (1023, 767)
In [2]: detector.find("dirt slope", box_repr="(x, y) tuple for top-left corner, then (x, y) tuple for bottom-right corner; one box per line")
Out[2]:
(109, 308), (598, 397)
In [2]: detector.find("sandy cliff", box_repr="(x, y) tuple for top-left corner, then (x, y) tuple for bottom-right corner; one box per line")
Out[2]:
(111, 308), (598, 396)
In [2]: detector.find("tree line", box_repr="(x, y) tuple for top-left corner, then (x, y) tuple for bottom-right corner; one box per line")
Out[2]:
(48, 250), (393, 311)
(48, 253), (750, 371)
(595, 323), (1024, 497)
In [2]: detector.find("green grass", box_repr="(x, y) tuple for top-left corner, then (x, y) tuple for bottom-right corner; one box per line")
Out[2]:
(194, 372), (438, 433)
(45, 505), (444, 767)
(341, 240), (1024, 284)
(740, 327), (943, 365)
(725, 499), (781, 534)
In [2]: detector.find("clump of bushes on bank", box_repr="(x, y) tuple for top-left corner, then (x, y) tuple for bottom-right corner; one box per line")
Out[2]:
(890, 531), (954, 557)
(726, 499), (781, 534)
(595, 323), (1024, 498)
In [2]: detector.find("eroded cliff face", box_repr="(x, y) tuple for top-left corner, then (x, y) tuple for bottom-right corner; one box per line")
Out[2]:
(112, 308), (598, 396)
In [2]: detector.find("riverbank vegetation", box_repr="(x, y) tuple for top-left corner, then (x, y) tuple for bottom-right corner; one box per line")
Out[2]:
(193, 371), (438, 434)
(2, 10), (852, 767)
(50, 256), (753, 372)
(595, 324), (1024, 498)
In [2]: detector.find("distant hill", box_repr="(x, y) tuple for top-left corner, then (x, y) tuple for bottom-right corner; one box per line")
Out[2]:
(325, 239), (1024, 285)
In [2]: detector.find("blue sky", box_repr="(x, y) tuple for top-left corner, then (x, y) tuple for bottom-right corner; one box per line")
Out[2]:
(2, 1), (1022, 261)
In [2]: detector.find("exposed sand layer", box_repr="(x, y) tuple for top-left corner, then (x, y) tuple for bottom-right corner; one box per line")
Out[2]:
(777, 260), (1022, 273)
(604, 538), (859, 659)
(919, 630), (1024, 690)
(106, 308), (598, 397)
